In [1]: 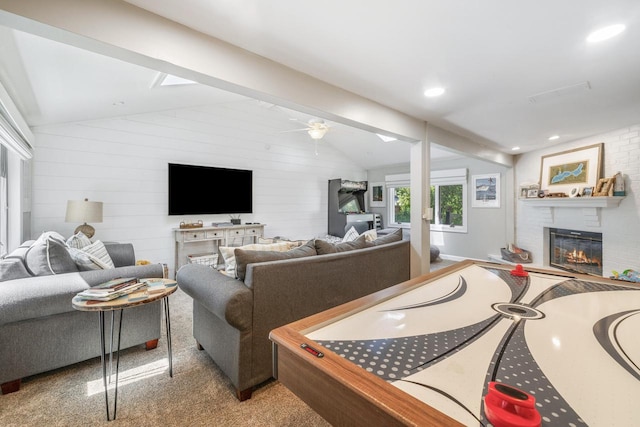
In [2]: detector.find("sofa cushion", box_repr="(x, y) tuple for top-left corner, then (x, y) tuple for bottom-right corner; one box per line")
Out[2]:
(220, 241), (299, 275)
(315, 234), (368, 255)
(235, 239), (317, 281)
(3, 240), (35, 263)
(0, 258), (32, 282)
(66, 231), (92, 249)
(24, 232), (78, 276)
(369, 227), (403, 246)
(68, 247), (102, 271)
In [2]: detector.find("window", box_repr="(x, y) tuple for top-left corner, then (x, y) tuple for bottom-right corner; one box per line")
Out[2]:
(430, 169), (467, 233)
(385, 170), (467, 232)
(385, 174), (410, 227)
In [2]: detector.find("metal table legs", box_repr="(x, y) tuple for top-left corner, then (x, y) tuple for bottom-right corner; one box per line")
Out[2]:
(98, 297), (173, 421)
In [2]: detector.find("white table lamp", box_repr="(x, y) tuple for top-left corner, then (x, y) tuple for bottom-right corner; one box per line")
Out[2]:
(65, 198), (103, 238)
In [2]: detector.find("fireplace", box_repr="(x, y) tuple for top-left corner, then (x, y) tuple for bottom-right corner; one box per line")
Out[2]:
(549, 228), (603, 276)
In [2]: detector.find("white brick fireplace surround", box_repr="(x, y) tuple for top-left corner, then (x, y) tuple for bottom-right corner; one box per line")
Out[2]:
(514, 124), (640, 277)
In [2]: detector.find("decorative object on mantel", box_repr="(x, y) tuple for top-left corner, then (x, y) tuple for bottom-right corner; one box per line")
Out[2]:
(179, 220), (203, 229)
(545, 192), (568, 198)
(613, 171), (625, 196)
(581, 187), (593, 197)
(230, 214), (241, 225)
(65, 198), (103, 238)
(539, 143), (603, 196)
(594, 176), (615, 196)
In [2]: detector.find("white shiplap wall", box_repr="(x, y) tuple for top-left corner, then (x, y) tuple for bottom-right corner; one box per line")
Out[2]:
(515, 124), (640, 276)
(30, 100), (366, 276)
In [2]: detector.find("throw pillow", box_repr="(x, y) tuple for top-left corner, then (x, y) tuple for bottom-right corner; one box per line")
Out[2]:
(219, 241), (299, 275)
(314, 234), (368, 255)
(66, 231), (92, 249)
(0, 258), (32, 282)
(68, 247), (101, 271)
(342, 226), (359, 242)
(362, 228), (378, 242)
(24, 232), (78, 276)
(369, 228), (403, 246)
(80, 240), (116, 269)
(234, 240), (317, 281)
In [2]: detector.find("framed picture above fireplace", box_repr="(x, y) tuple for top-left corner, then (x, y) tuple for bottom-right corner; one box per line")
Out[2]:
(539, 143), (603, 196)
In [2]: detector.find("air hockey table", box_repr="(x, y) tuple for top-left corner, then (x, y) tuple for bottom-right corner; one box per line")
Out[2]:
(269, 260), (640, 426)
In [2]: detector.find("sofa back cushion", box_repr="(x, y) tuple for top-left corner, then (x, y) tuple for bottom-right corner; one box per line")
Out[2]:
(235, 239), (317, 281)
(24, 232), (78, 276)
(369, 227), (403, 246)
(220, 241), (299, 276)
(314, 234), (368, 255)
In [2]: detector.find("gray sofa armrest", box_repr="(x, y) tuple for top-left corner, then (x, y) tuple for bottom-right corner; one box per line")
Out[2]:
(177, 264), (253, 331)
(104, 242), (135, 267)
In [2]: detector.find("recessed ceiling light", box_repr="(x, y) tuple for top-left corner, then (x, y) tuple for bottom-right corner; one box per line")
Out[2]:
(548, 135), (560, 141)
(511, 146), (520, 151)
(424, 87), (445, 98)
(587, 24), (626, 43)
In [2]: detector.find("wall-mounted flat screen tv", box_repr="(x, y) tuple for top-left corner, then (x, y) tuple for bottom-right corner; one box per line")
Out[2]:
(168, 163), (253, 215)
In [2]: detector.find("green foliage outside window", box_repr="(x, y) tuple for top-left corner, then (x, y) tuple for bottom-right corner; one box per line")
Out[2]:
(394, 187), (411, 223)
(439, 184), (463, 226)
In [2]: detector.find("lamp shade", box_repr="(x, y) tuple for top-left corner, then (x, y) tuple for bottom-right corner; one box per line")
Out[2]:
(65, 199), (103, 223)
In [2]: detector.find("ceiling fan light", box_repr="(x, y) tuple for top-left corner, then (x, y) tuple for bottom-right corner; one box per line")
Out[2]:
(308, 127), (327, 140)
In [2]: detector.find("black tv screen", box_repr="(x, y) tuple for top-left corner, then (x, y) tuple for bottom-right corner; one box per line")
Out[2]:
(168, 163), (253, 215)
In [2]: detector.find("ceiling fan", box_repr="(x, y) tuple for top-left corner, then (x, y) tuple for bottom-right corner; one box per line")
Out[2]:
(284, 118), (331, 140)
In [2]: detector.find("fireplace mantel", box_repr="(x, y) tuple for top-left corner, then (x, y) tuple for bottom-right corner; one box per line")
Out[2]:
(520, 196), (625, 208)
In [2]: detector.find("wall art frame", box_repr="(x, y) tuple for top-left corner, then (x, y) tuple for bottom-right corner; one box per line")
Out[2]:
(369, 182), (385, 207)
(472, 173), (500, 208)
(539, 143), (603, 195)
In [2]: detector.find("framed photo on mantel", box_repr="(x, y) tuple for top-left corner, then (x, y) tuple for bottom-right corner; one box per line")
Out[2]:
(539, 143), (603, 195)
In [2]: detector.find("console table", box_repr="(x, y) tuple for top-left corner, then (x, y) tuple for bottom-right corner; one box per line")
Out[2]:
(173, 224), (266, 275)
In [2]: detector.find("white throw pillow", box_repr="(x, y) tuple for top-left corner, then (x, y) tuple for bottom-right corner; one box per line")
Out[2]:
(219, 241), (298, 274)
(342, 226), (360, 242)
(79, 240), (115, 269)
(362, 228), (378, 242)
(68, 247), (101, 271)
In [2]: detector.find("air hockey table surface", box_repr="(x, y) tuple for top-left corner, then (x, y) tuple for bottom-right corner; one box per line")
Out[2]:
(269, 260), (640, 426)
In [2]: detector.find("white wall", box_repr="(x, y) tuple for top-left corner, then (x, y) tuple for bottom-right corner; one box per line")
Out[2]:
(29, 101), (366, 276)
(515, 124), (640, 276)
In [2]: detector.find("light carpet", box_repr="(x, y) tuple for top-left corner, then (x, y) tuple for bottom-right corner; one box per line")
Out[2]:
(0, 288), (329, 426)
(1, 261), (459, 426)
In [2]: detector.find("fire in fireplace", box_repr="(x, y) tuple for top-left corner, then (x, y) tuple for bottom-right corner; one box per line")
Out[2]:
(549, 228), (603, 276)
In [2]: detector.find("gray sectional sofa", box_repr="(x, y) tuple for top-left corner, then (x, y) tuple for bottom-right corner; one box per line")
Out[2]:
(0, 238), (166, 394)
(177, 229), (410, 401)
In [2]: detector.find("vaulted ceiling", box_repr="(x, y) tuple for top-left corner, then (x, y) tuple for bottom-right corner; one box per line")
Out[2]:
(1, 1), (639, 169)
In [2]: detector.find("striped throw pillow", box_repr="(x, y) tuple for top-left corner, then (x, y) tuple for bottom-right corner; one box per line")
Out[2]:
(79, 240), (115, 269)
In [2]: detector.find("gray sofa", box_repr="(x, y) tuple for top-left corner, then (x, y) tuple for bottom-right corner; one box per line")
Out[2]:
(177, 232), (410, 401)
(0, 241), (166, 394)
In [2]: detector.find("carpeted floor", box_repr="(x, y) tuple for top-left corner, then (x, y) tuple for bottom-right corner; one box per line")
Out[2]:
(0, 288), (330, 427)
(0, 261), (459, 426)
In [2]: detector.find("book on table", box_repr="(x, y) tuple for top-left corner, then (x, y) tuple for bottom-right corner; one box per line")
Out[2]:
(76, 278), (145, 301)
(83, 277), (139, 293)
